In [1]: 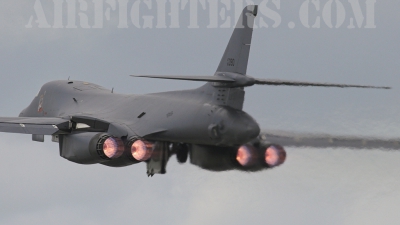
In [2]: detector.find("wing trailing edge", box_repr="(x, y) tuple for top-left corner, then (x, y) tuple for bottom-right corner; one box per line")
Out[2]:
(260, 130), (400, 150)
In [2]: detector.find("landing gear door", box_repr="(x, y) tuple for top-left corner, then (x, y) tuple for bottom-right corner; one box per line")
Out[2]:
(146, 141), (169, 176)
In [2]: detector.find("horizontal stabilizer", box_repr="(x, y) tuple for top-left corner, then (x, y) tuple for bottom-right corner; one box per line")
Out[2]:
(130, 75), (234, 83)
(255, 78), (390, 89)
(131, 74), (390, 90)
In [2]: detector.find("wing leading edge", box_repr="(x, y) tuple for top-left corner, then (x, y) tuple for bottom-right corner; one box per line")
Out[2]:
(0, 117), (71, 135)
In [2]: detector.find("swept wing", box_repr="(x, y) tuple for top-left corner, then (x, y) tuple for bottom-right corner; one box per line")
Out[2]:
(260, 130), (400, 150)
(0, 117), (71, 135)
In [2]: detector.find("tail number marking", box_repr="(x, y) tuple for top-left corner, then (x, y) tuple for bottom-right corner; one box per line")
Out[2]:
(227, 58), (235, 67)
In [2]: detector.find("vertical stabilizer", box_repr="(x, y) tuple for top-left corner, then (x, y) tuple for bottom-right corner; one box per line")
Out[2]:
(216, 5), (257, 75)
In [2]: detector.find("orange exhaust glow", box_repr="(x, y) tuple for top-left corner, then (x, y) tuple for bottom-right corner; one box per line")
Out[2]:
(131, 140), (154, 161)
(265, 145), (286, 167)
(103, 137), (124, 159)
(236, 145), (255, 166)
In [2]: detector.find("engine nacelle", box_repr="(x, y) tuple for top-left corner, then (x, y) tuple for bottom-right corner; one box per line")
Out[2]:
(264, 145), (286, 167)
(100, 137), (154, 167)
(189, 143), (287, 172)
(235, 144), (286, 170)
(59, 132), (124, 164)
(189, 145), (238, 172)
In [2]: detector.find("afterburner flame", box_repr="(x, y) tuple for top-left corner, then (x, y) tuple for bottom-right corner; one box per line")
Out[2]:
(236, 145), (255, 166)
(131, 140), (153, 161)
(265, 145), (286, 167)
(103, 137), (124, 159)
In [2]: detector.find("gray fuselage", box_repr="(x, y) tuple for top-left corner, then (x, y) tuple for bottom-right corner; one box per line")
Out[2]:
(20, 80), (260, 147)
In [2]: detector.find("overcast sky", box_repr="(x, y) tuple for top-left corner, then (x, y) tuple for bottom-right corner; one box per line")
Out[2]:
(1, 0), (400, 224)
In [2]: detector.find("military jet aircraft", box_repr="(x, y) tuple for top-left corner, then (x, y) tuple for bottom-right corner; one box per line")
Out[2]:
(0, 5), (396, 176)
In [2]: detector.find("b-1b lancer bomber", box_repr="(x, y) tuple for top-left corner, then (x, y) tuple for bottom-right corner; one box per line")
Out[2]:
(0, 6), (396, 176)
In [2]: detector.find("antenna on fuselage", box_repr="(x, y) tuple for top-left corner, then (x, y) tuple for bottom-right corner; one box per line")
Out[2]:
(111, 88), (114, 93)
(68, 76), (70, 80)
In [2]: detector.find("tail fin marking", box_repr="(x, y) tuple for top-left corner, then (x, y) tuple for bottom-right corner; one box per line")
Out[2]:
(216, 5), (258, 75)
